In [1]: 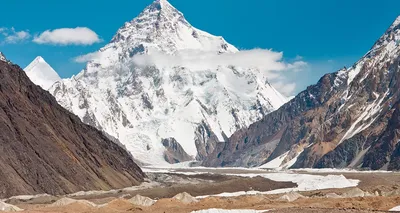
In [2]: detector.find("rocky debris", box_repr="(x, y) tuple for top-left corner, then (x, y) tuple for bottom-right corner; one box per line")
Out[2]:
(173, 192), (199, 204)
(0, 59), (145, 198)
(119, 194), (131, 199)
(203, 16), (400, 171)
(5, 194), (57, 206)
(0, 202), (23, 211)
(98, 199), (141, 211)
(324, 193), (342, 199)
(49, 198), (96, 207)
(191, 209), (269, 213)
(382, 189), (400, 197)
(129, 194), (156, 207)
(278, 192), (306, 202)
(342, 188), (373, 198)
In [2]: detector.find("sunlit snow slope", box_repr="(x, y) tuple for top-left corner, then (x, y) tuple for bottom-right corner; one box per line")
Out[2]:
(25, 56), (61, 90)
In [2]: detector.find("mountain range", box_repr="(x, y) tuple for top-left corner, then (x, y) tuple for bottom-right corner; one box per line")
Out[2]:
(25, 0), (289, 165)
(22, 0), (400, 171)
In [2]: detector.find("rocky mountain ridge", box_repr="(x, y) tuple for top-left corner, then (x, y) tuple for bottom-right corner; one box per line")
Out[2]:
(203, 16), (400, 170)
(0, 58), (144, 198)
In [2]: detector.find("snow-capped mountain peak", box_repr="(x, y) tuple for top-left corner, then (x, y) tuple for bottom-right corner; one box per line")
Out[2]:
(24, 56), (61, 90)
(50, 0), (288, 165)
(369, 15), (400, 52)
(91, 0), (237, 68)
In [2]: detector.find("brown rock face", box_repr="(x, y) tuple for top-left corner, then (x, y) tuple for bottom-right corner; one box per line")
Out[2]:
(203, 17), (400, 170)
(162, 138), (194, 163)
(0, 60), (145, 198)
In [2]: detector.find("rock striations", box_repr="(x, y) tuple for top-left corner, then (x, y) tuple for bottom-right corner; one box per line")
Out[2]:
(203, 16), (400, 170)
(0, 59), (144, 198)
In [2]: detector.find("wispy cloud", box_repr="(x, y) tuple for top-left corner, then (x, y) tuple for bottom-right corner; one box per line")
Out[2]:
(294, 55), (303, 61)
(73, 48), (308, 96)
(287, 61), (308, 72)
(0, 27), (31, 44)
(73, 51), (102, 63)
(132, 49), (289, 72)
(33, 27), (102, 45)
(271, 81), (297, 96)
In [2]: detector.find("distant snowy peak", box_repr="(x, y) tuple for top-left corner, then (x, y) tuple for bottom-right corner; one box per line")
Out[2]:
(334, 15), (400, 87)
(24, 56), (61, 90)
(370, 15), (400, 53)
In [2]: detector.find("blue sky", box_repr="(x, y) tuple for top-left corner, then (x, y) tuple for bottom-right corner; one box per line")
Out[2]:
(0, 0), (399, 95)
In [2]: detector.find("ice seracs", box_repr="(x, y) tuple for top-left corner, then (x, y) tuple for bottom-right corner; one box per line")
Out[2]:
(24, 56), (61, 90)
(50, 0), (288, 165)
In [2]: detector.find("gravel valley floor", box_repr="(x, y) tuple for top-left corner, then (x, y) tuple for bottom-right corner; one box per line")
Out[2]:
(3, 168), (400, 213)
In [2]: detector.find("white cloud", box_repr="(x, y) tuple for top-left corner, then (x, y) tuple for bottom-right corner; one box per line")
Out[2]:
(287, 61), (308, 72)
(271, 81), (297, 96)
(295, 55), (303, 60)
(33, 27), (102, 45)
(73, 51), (102, 63)
(132, 49), (291, 75)
(73, 48), (307, 96)
(0, 27), (31, 44)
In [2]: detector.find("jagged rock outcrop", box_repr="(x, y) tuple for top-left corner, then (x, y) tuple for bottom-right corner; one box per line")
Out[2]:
(0, 59), (144, 198)
(203, 16), (400, 170)
(162, 138), (194, 163)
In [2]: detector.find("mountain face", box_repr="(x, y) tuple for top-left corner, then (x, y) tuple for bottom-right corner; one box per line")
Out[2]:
(49, 0), (288, 165)
(24, 56), (61, 90)
(203, 16), (400, 170)
(0, 59), (144, 198)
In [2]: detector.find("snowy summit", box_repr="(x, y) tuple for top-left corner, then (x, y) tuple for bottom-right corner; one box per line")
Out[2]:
(50, 0), (288, 165)
(24, 56), (61, 90)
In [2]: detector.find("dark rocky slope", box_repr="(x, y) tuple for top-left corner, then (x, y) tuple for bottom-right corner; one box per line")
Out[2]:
(0, 58), (145, 198)
(203, 16), (400, 170)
